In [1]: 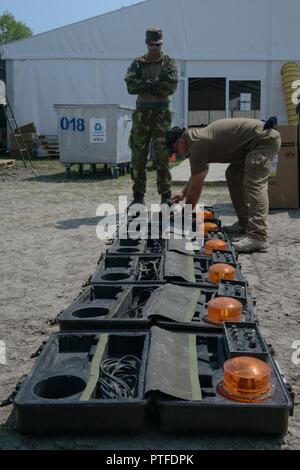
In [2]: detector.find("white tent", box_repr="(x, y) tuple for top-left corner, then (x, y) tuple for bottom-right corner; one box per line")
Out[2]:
(1, 0), (300, 134)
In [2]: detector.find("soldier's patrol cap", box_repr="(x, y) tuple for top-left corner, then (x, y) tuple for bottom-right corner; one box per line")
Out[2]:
(146, 27), (163, 45)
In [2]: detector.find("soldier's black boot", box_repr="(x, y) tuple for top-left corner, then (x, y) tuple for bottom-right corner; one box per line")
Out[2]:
(128, 192), (145, 210)
(160, 192), (174, 207)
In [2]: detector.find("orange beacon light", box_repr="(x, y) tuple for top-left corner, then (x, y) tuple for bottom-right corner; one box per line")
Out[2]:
(204, 239), (228, 255)
(196, 209), (214, 222)
(205, 296), (242, 324)
(218, 356), (273, 402)
(199, 222), (219, 237)
(208, 263), (236, 284)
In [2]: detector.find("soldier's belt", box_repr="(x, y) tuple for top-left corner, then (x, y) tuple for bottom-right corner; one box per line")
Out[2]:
(136, 101), (170, 110)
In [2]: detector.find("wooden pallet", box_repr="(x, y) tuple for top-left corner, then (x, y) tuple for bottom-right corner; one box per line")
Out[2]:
(0, 159), (16, 171)
(47, 152), (60, 158)
(37, 135), (59, 158)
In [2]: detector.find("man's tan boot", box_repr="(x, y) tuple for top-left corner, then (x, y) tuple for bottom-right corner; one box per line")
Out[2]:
(223, 221), (246, 236)
(232, 236), (268, 253)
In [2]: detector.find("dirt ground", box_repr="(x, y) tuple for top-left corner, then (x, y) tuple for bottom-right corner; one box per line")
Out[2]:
(0, 161), (299, 450)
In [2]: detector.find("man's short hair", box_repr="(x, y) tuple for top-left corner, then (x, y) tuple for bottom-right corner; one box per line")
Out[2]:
(166, 127), (186, 153)
(263, 116), (278, 130)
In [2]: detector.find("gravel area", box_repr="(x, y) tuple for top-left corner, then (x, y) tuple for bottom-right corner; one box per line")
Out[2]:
(0, 161), (299, 450)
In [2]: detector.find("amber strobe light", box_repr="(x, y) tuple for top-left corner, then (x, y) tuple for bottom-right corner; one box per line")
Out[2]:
(196, 209), (214, 222)
(200, 222), (219, 236)
(208, 263), (236, 284)
(206, 297), (242, 324)
(218, 356), (273, 402)
(204, 239), (228, 255)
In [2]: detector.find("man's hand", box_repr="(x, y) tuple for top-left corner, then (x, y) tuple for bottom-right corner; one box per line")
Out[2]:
(145, 78), (159, 86)
(172, 191), (185, 203)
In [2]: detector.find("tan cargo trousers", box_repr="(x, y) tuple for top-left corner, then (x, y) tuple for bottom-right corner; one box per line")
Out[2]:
(225, 130), (281, 241)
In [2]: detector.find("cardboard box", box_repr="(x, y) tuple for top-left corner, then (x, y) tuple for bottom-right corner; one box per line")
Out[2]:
(9, 149), (34, 158)
(10, 133), (36, 149)
(268, 125), (299, 209)
(13, 123), (36, 134)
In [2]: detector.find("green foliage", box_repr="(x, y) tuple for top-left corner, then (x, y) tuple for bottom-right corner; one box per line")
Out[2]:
(0, 11), (32, 45)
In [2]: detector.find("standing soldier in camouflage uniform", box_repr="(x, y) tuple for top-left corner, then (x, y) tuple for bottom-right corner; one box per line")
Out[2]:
(125, 27), (178, 206)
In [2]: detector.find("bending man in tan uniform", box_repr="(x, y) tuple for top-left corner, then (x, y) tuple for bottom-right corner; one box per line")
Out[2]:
(167, 118), (281, 253)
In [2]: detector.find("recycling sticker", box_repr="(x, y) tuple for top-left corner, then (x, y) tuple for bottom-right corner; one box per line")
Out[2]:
(90, 118), (107, 143)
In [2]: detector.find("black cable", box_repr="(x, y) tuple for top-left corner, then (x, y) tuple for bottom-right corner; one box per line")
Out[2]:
(147, 239), (165, 254)
(119, 302), (147, 319)
(128, 287), (155, 318)
(96, 355), (141, 400)
(132, 287), (155, 307)
(137, 259), (161, 281)
(116, 287), (155, 319)
(131, 287), (154, 307)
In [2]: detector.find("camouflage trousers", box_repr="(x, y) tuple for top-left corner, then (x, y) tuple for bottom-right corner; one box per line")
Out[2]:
(130, 106), (172, 195)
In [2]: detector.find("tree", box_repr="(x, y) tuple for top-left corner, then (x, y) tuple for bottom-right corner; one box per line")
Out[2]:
(0, 11), (32, 46)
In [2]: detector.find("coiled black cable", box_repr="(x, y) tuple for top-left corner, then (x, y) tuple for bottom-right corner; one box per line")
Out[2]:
(137, 259), (161, 281)
(147, 239), (165, 254)
(117, 287), (155, 319)
(96, 355), (141, 400)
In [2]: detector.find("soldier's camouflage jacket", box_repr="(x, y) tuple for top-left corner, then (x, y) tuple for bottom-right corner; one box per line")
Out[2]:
(124, 54), (178, 100)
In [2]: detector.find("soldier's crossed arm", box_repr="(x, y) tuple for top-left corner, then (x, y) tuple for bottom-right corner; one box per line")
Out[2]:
(124, 59), (152, 95)
(156, 57), (178, 96)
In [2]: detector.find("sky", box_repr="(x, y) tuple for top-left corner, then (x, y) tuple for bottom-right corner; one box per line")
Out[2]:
(0, 0), (144, 34)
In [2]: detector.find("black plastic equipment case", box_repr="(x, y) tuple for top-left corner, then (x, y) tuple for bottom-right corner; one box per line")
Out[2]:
(57, 285), (160, 331)
(172, 206), (219, 223)
(117, 222), (156, 239)
(206, 231), (230, 243)
(115, 206), (219, 241)
(106, 238), (236, 259)
(157, 327), (293, 435)
(218, 279), (249, 304)
(156, 289), (256, 332)
(107, 237), (167, 257)
(211, 250), (238, 266)
(224, 322), (268, 361)
(166, 254), (245, 286)
(156, 205), (219, 229)
(189, 239), (237, 260)
(161, 217), (222, 237)
(14, 331), (150, 434)
(199, 231), (236, 256)
(92, 251), (165, 285)
(204, 231), (238, 248)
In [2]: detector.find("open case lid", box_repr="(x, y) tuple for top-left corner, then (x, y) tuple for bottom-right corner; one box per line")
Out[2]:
(145, 283), (201, 323)
(145, 326), (202, 401)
